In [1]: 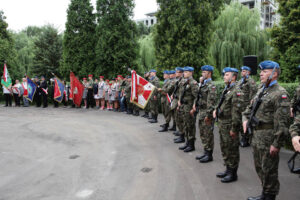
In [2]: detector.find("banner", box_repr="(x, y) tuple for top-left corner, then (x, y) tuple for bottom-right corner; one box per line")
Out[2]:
(70, 72), (84, 107)
(26, 77), (37, 102)
(1, 62), (12, 89)
(54, 77), (65, 103)
(131, 70), (155, 109)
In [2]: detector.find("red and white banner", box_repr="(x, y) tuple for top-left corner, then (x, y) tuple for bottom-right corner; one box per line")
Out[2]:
(166, 94), (171, 104)
(131, 70), (155, 109)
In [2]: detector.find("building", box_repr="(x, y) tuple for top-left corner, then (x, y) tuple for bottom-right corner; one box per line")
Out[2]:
(239, 0), (279, 29)
(135, 12), (157, 27)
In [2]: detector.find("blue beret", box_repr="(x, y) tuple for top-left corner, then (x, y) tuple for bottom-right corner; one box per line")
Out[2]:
(175, 67), (183, 72)
(241, 66), (251, 71)
(259, 60), (280, 70)
(231, 68), (239, 73)
(149, 69), (157, 73)
(223, 67), (238, 73)
(169, 70), (176, 74)
(163, 70), (169, 74)
(183, 66), (194, 72)
(201, 65), (214, 72)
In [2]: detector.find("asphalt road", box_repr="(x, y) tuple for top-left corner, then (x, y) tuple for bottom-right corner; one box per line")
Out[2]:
(0, 106), (299, 200)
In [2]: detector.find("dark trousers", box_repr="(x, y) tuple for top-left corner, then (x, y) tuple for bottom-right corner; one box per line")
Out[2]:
(13, 94), (21, 106)
(35, 93), (41, 107)
(4, 94), (12, 106)
(87, 89), (94, 108)
(42, 93), (48, 107)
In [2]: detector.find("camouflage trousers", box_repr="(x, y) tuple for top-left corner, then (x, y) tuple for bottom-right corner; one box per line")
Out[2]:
(253, 145), (280, 195)
(150, 99), (159, 115)
(198, 117), (214, 152)
(218, 122), (240, 169)
(126, 97), (133, 110)
(166, 109), (174, 124)
(182, 105), (196, 141)
(174, 106), (184, 134)
(161, 101), (169, 120)
(144, 101), (150, 113)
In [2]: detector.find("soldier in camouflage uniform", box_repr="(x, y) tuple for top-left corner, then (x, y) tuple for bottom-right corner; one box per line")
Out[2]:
(237, 66), (257, 147)
(166, 71), (177, 131)
(172, 68), (186, 143)
(194, 65), (217, 163)
(213, 67), (243, 183)
(148, 69), (160, 123)
(158, 70), (170, 132)
(242, 61), (290, 200)
(178, 66), (199, 152)
(142, 72), (150, 118)
(124, 76), (133, 114)
(87, 74), (94, 109)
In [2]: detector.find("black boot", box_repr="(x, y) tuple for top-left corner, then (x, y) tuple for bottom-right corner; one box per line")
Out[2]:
(135, 110), (139, 116)
(141, 112), (149, 118)
(264, 194), (276, 200)
(184, 139), (195, 152)
(179, 140), (189, 150)
(168, 123), (176, 131)
(240, 136), (250, 147)
(173, 131), (180, 136)
(174, 135), (185, 143)
(195, 151), (206, 160)
(159, 123), (169, 132)
(149, 114), (158, 123)
(160, 123), (166, 127)
(247, 193), (265, 200)
(216, 166), (229, 178)
(199, 150), (213, 163)
(221, 167), (238, 183)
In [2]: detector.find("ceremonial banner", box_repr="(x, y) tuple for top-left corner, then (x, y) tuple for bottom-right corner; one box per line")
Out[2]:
(131, 70), (155, 109)
(54, 77), (65, 103)
(70, 72), (84, 107)
(26, 77), (37, 102)
(1, 62), (12, 89)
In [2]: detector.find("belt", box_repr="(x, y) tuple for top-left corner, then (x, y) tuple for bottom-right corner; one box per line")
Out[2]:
(255, 123), (274, 130)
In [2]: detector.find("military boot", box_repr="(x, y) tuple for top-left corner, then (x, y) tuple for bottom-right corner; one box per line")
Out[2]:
(160, 123), (167, 127)
(168, 123), (176, 131)
(184, 139), (195, 152)
(141, 112), (149, 118)
(195, 151), (206, 160)
(159, 123), (169, 132)
(179, 140), (189, 150)
(221, 167), (238, 183)
(135, 110), (140, 116)
(173, 131), (180, 136)
(240, 136), (250, 147)
(216, 166), (229, 178)
(149, 115), (158, 123)
(264, 194), (276, 200)
(247, 193), (265, 200)
(199, 150), (213, 163)
(174, 134), (185, 143)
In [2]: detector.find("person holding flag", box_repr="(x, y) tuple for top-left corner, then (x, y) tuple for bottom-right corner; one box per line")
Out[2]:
(12, 79), (22, 107)
(26, 76), (37, 103)
(1, 62), (12, 107)
(21, 77), (29, 107)
(70, 72), (84, 108)
(40, 76), (48, 108)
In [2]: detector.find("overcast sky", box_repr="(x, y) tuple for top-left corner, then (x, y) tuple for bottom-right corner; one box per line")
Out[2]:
(0, 0), (158, 32)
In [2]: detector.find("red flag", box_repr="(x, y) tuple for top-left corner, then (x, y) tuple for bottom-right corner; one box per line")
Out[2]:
(70, 72), (84, 107)
(131, 70), (155, 109)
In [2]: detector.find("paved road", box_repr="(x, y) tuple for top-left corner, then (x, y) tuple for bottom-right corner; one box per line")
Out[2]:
(0, 106), (299, 200)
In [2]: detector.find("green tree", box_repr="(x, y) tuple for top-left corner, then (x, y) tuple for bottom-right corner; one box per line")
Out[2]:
(209, 2), (271, 72)
(95, 0), (138, 78)
(31, 25), (62, 79)
(270, 0), (300, 82)
(138, 33), (156, 72)
(137, 22), (150, 37)
(62, 0), (96, 78)
(154, 0), (224, 73)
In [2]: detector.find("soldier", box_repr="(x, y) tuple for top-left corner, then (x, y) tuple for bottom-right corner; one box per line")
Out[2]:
(194, 65), (217, 163)
(142, 72), (151, 118)
(158, 70), (170, 132)
(173, 67), (185, 143)
(213, 67), (243, 183)
(148, 69), (160, 123)
(124, 76), (133, 114)
(34, 76), (42, 107)
(178, 66), (198, 152)
(242, 61), (290, 200)
(40, 76), (48, 108)
(238, 66), (257, 147)
(166, 70), (177, 131)
(87, 74), (94, 109)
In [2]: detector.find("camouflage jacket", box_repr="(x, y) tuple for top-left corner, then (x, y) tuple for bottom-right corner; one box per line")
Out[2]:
(217, 83), (244, 133)
(237, 76), (257, 109)
(242, 83), (290, 149)
(291, 84), (300, 108)
(124, 81), (131, 98)
(290, 113), (300, 138)
(197, 79), (217, 120)
(149, 76), (160, 99)
(170, 77), (183, 110)
(178, 77), (198, 112)
(161, 79), (170, 103)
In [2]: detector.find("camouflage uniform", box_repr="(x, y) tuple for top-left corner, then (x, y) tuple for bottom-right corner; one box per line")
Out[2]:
(149, 76), (160, 122)
(197, 79), (217, 158)
(242, 82), (290, 196)
(124, 81), (133, 113)
(165, 78), (176, 125)
(290, 84), (300, 138)
(217, 83), (243, 171)
(161, 79), (170, 122)
(173, 78), (185, 137)
(178, 77), (198, 151)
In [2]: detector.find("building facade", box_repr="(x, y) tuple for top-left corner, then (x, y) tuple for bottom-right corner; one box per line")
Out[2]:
(136, 12), (157, 27)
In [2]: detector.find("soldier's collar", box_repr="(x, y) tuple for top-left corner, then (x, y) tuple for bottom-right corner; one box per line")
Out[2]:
(204, 78), (212, 85)
(264, 80), (277, 88)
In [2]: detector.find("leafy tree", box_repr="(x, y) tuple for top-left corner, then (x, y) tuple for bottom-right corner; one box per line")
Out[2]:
(138, 33), (156, 72)
(62, 0), (96, 78)
(137, 22), (150, 37)
(154, 0), (225, 74)
(209, 2), (271, 72)
(95, 0), (138, 78)
(270, 0), (300, 82)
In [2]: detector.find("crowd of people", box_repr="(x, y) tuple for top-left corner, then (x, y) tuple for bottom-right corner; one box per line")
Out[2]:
(2, 61), (300, 200)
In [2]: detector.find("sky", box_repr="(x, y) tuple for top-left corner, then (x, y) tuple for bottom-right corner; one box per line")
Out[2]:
(0, 0), (158, 32)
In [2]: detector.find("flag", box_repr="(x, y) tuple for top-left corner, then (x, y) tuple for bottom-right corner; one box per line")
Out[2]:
(131, 70), (155, 109)
(26, 77), (37, 102)
(54, 77), (65, 103)
(70, 72), (84, 107)
(1, 62), (12, 89)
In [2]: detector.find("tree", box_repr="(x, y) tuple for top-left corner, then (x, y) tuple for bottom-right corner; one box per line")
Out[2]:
(270, 0), (300, 82)
(138, 33), (156, 72)
(31, 25), (62, 79)
(154, 0), (225, 74)
(95, 0), (138, 78)
(137, 22), (150, 37)
(209, 2), (271, 72)
(62, 0), (96, 78)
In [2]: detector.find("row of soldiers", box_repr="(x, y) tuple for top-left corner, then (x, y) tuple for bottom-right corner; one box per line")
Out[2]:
(141, 62), (299, 200)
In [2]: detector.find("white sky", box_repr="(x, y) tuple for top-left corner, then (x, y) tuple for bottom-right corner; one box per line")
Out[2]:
(0, 0), (158, 32)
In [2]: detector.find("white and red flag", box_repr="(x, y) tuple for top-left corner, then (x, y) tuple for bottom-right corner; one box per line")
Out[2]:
(131, 70), (155, 109)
